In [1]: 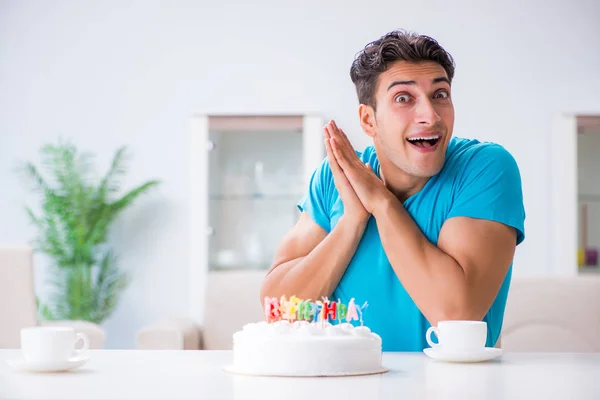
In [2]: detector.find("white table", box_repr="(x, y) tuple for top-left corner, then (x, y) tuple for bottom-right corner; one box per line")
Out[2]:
(1, 350), (599, 399)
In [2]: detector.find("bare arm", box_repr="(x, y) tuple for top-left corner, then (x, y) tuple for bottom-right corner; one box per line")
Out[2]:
(260, 122), (371, 302)
(373, 194), (516, 326)
(260, 212), (367, 301)
(324, 119), (519, 328)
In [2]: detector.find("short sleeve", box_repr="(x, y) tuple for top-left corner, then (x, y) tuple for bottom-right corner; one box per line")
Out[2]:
(297, 157), (334, 233)
(447, 144), (526, 245)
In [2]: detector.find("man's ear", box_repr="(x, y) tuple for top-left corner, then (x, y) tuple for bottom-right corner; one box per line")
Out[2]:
(359, 104), (377, 138)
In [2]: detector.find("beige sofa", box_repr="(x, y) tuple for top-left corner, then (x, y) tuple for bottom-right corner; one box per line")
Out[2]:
(136, 271), (600, 352)
(0, 247), (105, 349)
(501, 275), (600, 352)
(136, 270), (265, 350)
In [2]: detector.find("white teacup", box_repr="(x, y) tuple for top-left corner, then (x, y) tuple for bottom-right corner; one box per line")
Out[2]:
(21, 326), (89, 364)
(426, 320), (487, 353)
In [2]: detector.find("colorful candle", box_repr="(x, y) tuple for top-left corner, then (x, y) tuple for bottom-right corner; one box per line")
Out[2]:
(278, 295), (288, 318)
(312, 302), (322, 323)
(357, 301), (368, 326)
(264, 297), (281, 322)
(287, 296), (300, 322)
(337, 300), (347, 323)
(346, 298), (359, 322)
(322, 300), (337, 321)
(297, 300), (313, 321)
(262, 296), (367, 325)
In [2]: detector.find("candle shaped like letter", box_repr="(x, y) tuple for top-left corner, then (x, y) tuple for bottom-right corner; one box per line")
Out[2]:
(264, 297), (280, 322)
(313, 302), (323, 323)
(298, 300), (313, 321)
(279, 296), (288, 321)
(357, 301), (369, 326)
(346, 298), (359, 323)
(287, 296), (300, 322)
(322, 300), (337, 322)
(337, 299), (347, 323)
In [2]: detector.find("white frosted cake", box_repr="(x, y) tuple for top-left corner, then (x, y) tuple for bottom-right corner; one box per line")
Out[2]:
(227, 296), (385, 377)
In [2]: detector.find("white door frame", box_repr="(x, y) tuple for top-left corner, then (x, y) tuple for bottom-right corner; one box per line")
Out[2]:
(550, 112), (600, 276)
(187, 114), (324, 325)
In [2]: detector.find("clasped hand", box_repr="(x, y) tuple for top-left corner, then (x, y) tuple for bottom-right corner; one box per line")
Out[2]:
(323, 120), (390, 222)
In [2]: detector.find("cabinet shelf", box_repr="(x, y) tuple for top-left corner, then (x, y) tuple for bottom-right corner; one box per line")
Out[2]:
(579, 194), (600, 202)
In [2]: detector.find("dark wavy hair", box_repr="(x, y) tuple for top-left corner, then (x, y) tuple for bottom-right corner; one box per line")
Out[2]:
(350, 30), (456, 109)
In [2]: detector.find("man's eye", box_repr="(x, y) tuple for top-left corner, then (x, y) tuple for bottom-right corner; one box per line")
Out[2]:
(434, 91), (449, 99)
(394, 94), (411, 103)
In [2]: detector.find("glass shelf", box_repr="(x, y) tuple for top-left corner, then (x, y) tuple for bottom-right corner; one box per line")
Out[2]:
(207, 120), (305, 272)
(579, 194), (600, 202)
(579, 265), (600, 274)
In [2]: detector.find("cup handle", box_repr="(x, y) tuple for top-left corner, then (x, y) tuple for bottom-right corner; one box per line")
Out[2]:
(72, 332), (90, 359)
(426, 326), (440, 348)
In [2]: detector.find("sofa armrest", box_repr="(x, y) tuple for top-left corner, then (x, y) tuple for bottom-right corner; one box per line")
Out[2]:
(39, 320), (106, 349)
(135, 318), (202, 350)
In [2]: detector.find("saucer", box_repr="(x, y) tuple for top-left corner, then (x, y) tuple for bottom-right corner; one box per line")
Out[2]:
(5, 354), (90, 373)
(423, 347), (503, 363)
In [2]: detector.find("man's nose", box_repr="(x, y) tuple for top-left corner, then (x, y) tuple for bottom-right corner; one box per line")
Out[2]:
(414, 98), (441, 126)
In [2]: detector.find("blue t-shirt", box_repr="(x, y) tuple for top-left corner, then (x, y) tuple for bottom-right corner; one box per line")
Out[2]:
(297, 137), (526, 352)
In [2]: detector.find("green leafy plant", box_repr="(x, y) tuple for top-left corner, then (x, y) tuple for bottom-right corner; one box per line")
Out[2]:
(20, 141), (160, 324)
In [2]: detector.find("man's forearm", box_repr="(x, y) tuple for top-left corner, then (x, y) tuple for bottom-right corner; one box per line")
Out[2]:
(261, 217), (367, 301)
(373, 194), (472, 326)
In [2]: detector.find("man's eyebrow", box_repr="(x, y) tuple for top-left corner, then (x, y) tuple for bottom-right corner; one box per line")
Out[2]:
(432, 77), (450, 85)
(387, 76), (450, 91)
(387, 80), (415, 91)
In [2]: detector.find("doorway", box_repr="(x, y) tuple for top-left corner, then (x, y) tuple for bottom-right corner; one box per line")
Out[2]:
(551, 114), (600, 276)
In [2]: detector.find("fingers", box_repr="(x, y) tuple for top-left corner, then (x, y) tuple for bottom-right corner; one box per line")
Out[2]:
(331, 120), (353, 149)
(325, 138), (357, 194)
(331, 136), (365, 172)
(327, 121), (364, 169)
(326, 120), (346, 145)
(323, 124), (331, 140)
(330, 137), (351, 172)
(325, 138), (341, 173)
(324, 120), (348, 146)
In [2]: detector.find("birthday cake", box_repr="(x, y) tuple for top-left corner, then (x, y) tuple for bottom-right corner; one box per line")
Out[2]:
(228, 296), (385, 377)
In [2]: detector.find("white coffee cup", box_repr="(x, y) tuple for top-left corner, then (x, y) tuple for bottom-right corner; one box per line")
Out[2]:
(426, 320), (487, 353)
(21, 326), (89, 364)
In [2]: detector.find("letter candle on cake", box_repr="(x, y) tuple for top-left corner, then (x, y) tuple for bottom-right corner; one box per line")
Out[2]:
(358, 301), (369, 326)
(283, 296), (300, 322)
(310, 302), (322, 322)
(337, 299), (347, 324)
(322, 298), (337, 321)
(314, 300), (324, 324)
(297, 300), (313, 321)
(278, 295), (288, 319)
(264, 297), (281, 322)
(346, 298), (359, 322)
(262, 296), (368, 325)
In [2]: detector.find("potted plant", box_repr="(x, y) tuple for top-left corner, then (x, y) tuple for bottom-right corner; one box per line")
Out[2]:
(20, 141), (160, 324)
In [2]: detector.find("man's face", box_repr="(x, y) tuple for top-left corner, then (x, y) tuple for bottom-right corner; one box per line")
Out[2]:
(365, 61), (455, 178)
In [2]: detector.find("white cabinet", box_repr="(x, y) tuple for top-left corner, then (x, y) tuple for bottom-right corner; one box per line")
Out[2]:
(577, 117), (600, 272)
(188, 115), (324, 321)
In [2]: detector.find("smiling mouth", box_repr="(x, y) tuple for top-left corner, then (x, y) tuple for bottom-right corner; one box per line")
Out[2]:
(406, 136), (441, 149)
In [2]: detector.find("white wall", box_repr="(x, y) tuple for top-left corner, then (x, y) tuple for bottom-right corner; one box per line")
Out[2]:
(1, 0), (599, 348)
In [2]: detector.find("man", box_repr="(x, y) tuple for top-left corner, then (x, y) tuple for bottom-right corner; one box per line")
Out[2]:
(260, 30), (525, 351)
